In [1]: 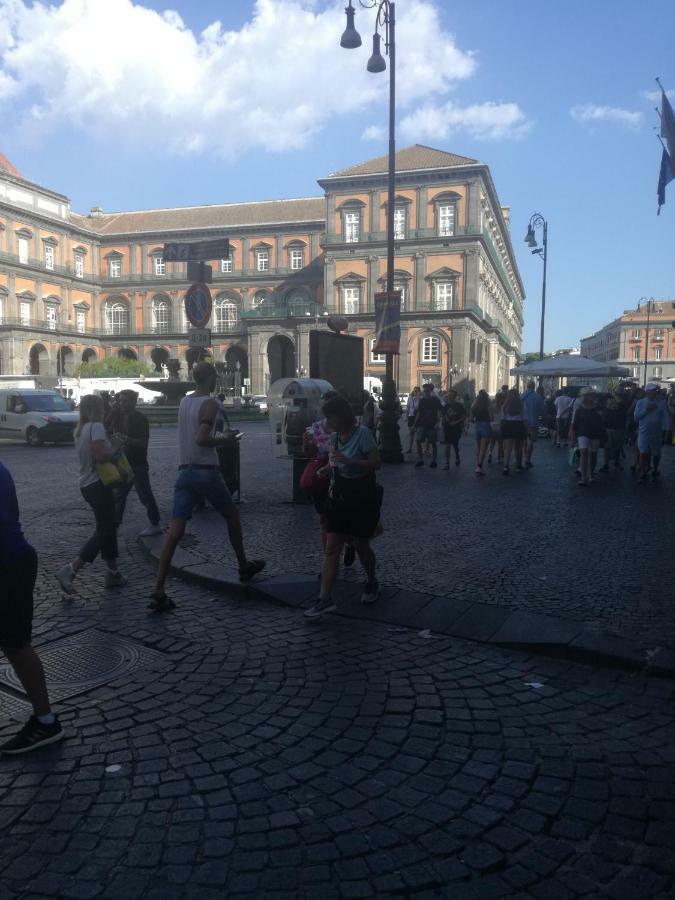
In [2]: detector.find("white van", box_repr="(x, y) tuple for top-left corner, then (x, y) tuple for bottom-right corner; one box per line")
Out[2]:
(0, 389), (79, 446)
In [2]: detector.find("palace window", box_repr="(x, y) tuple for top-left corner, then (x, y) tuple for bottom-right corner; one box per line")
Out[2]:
(45, 245), (55, 271)
(434, 281), (454, 311)
(438, 204), (455, 237)
(20, 301), (31, 326)
(632, 328), (641, 339)
(105, 301), (129, 335)
(632, 348), (640, 361)
(655, 346), (662, 361)
(393, 206), (406, 240)
(290, 247), (304, 270)
(370, 339), (386, 364)
(109, 257), (122, 278)
(18, 237), (29, 264)
(46, 305), (58, 331)
(252, 290), (271, 309)
(221, 253), (233, 273)
(421, 336), (440, 363)
(653, 366), (663, 379)
(394, 281), (407, 311)
(74, 253), (84, 278)
(255, 250), (269, 272)
(215, 298), (238, 331)
(154, 256), (166, 276)
(343, 286), (360, 315)
(151, 298), (170, 334)
(76, 310), (86, 333)
(344, 211), (360, 243)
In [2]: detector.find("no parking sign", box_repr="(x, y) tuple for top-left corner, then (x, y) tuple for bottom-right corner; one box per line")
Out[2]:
(184, 282), (212, 328)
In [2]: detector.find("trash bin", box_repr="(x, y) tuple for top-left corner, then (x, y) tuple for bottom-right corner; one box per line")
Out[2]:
(217, 443), (240, 502)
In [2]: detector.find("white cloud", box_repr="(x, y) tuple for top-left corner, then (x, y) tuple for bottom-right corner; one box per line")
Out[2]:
(0, 0), (494, 157)
(361, 124), (385, 142)
(642, 88), (675, 103)
(570, 104), (642, 130)
(400, 100), (530, 142)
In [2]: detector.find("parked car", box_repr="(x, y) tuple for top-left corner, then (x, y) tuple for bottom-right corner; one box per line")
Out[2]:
(0, 389), (79, 446)
(252, 395), (268, 414)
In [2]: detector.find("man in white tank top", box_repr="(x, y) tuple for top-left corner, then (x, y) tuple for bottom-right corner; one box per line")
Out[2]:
(150, 362), (265, 612)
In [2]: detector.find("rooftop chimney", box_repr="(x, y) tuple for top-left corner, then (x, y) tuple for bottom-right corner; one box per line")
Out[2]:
(90, 206), (103, 217)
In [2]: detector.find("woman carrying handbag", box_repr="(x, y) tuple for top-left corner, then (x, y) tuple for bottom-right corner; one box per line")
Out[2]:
(305, 396), (382, 619)
(55, 395), (128, 594)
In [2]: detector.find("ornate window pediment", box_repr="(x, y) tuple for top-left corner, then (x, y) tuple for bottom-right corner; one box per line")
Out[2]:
(425, 266), (461, 281)
(334, 271), (366, 284)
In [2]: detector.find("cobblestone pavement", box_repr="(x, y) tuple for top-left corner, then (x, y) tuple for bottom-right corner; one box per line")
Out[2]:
(1, 433), (675, 898)
(12, 420), (667, 648)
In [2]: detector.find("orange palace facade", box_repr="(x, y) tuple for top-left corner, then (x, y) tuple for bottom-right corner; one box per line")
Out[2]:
(0, 145), (524, 395)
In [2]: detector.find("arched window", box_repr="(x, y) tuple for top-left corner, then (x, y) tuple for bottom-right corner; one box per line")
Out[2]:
(215, 298), (238, 332)
(253, 290), (271, 308)
(104, 301), (129, 335)
(286, 290), (311, 316)
(151, 297), (171, 334)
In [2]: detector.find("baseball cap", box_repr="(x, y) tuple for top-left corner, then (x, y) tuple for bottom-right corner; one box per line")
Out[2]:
(645, 382), (659, 392)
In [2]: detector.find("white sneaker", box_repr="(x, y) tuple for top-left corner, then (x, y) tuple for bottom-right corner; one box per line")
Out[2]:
(139, 525), (163, 537)
(55, 565), (75, 595)
(104, 570), (128, 588)
(304, 598), (336, 619)
(361, 584), (381, 605)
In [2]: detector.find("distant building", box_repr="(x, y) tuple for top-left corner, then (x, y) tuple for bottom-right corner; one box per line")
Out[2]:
(0, 145), (524, 394)
(551, 347), (580, 357)
(580, 302), (675, 382)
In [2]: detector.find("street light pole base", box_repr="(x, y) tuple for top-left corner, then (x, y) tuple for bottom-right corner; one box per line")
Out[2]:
(379, 375), (403, 464)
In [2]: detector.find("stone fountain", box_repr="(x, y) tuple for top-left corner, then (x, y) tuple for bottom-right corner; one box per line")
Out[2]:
(136, 358), (195, 405)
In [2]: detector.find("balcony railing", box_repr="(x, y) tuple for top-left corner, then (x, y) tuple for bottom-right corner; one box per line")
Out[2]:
(0, 316), (103, 336)
(0, 250), (91, 281)
(323, 225), (478, 247)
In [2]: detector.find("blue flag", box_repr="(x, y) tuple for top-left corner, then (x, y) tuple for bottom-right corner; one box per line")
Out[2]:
(658, 147), (675, 214)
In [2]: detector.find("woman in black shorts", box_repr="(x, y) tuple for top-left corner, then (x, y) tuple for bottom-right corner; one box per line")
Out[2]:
(305, 396), (382, 619)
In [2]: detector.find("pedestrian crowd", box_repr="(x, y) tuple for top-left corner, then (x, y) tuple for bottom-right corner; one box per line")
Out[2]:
(398, 379), (674, 485)
(1, 368), (673, 756)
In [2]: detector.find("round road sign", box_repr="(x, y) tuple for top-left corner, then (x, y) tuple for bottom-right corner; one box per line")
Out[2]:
(184, 282), (212, 328)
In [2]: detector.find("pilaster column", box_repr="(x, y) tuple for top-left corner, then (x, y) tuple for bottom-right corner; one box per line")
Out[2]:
(8, 272), (16, 318)
(324, 256), (335, 313)
(141, 244), (148, 275)
(326, 195), (336, 238)
(467, 177), (482, 232)
(367, 255), (379, 313)
(369, 190), (378, 238)
(464, 249), (480, 312)
(275, 235), (283, 271)
(487, 338), (498, 395)
(310, 231), (319, 262)
(129, 244), (136, 275)
(414, 252), (426, 311)
(241, 238), (249, 274)
(417, 186), (427, 234)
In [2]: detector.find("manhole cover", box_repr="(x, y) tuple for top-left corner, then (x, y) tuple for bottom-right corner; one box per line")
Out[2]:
(0, 692), (32, 722)
(0, 629), (168, 703)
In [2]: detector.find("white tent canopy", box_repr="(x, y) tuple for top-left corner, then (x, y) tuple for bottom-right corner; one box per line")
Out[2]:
(510, 356), (630, 378)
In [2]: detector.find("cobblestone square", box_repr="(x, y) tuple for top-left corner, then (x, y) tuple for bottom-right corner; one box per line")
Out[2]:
(1, 424), (675, 898)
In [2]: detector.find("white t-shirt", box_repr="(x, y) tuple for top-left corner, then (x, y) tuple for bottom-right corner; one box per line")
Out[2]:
(554, 395), (573, 418)
(76, 422), (111, 488)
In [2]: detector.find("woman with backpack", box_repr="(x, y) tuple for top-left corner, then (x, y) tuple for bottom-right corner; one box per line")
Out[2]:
(55, 394), (127, 594)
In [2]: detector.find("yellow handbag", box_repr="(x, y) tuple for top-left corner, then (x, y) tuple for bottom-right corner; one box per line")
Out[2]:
(96, 450), (134, 487)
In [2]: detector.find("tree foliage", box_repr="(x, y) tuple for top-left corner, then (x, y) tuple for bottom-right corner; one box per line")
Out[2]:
(75, 357), (150, 378)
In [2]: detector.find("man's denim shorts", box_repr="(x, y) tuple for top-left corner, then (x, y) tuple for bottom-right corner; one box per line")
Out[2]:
(172, 466), (234, 519)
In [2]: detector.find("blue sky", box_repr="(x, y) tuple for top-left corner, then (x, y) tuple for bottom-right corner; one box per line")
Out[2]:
(0, 0), (673, 352)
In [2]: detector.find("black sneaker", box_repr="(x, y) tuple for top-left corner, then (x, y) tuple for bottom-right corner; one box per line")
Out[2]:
(148, 593), (176, 613)
(0, 716), (64, 756)
(239, 559), (266, 582)
(343, 544), (356, 568)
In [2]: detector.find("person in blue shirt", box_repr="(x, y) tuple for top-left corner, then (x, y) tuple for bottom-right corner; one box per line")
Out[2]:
(634, 383), (670, 482)
(0, 462), (64, 755)
(520, 381), (546, 468)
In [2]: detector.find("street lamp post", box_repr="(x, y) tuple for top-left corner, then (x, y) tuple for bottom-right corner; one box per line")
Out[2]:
(340, 0), (403, 463)
(524, 213), (548, 360)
